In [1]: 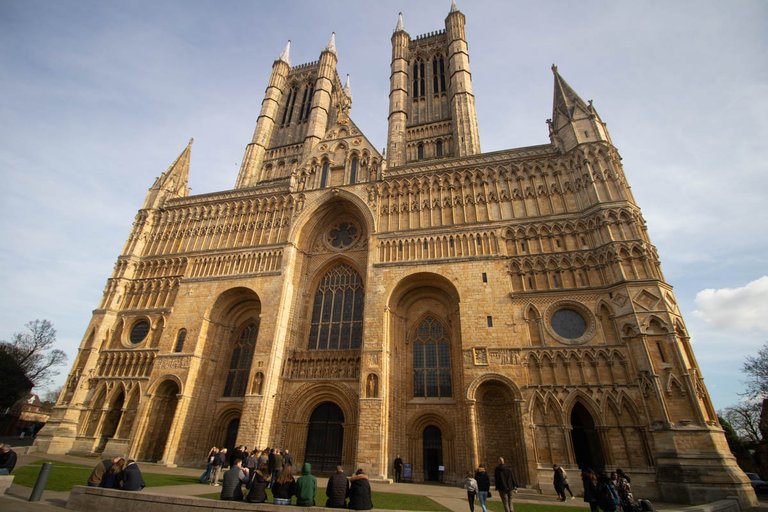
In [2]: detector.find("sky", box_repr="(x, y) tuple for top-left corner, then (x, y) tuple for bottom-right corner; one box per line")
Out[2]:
(1, 0), (767, 411)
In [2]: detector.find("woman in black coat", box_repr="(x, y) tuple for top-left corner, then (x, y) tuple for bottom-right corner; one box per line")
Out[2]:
(581, 468), (599, 512)
(474, 465), (491, 512)
(246, 463), (270, 503)
(347, 469), (373, 510)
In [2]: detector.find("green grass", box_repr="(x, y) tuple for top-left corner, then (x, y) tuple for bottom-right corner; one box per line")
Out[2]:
(13, 460), (198, 492)
(487, 500), (586, 512)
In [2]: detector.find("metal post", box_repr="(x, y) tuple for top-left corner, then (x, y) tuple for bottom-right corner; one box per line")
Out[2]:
(29, 462), (52, 502)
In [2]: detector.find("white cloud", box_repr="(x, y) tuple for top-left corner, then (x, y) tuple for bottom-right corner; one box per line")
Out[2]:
(693, 276), (768, 331)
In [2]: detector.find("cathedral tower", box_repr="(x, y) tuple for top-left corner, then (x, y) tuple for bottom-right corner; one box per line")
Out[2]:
(386, 3), (480, 167)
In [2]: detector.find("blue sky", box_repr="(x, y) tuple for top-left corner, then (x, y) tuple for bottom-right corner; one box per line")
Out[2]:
(1, 0), (766, 410)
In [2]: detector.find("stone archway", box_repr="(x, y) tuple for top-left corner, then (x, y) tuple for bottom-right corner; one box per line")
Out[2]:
(570, 401), (604, 470)
(139, 379), (180, 462)
(422, 425), (443, 482)
(304, 402), (344, 473)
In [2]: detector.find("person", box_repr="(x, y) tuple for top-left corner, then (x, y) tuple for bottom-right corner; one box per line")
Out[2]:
(200, 447), (218, 483)
(246, 462), (270, 503)
(295, 462), (317, 506)
(326, 465), (349, 508)
(245, 448), (259, 474)
(87, 456), (120, 486)
(220, 458), (249, 501)
(283, 449), (293, 467)
(271, 465), (296, 505)
(211, 447), (227, 486)
(560, 466), (574, 499)
(463, 471), (478, 512)
(348, 468), (373, 510)
(596, 471), (620, 512)
(0, 445), (18, 475)
(100, 457), (125, 489)
(393, 454), (403, 482)
(121, 460), (145, 491)
(494, 457), (517, 512)
(581, 468), (599, 512)
(553, 464), (566, 501)
(474, 465), (491, 512)
(273, 448), (285, 484)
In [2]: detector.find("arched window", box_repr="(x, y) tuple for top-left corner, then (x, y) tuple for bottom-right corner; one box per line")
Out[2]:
(174, 328), (186, 353)
(413, 316), (452, 398)
(320, 161), (330, 188)
(299, 83), (314, 122)
(350, 156), (358, 184)
(435, 140), (443, 157)
(308, 264), (364, 350)
(281, 87), (297, 126)
(417, 143), (424, 160)
(432, 56), (446, 94)
(223, 321), (258, 397)
(413, 59), (425, 98)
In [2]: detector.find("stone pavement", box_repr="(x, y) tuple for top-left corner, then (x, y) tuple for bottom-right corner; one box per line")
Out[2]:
(2, 449), (767, 512)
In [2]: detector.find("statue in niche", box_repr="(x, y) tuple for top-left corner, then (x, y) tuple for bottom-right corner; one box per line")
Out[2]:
(366, 373), (379, 398)
(253, 372), (264, 395)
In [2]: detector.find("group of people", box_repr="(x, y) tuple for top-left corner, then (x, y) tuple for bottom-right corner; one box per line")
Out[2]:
(581, 467), (654, 512)
(87, 456), (145, 491)
(462, 458), (518, 512)
(204, 445), (372, 509)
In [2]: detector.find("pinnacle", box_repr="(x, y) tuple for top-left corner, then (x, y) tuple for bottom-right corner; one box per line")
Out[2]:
(326, 32), (336, 54)
(344, 74), (352, 100)
(395, 12), (404, 32)
(278, 40), (291, 66)
(450, 0), (459, 13)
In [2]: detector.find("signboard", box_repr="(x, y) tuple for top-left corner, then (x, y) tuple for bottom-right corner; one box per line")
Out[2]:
(403, 463), (412, 481)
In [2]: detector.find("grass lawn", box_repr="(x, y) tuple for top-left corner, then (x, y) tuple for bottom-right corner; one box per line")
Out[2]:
(487, 499), (587, 512)
(196, 489), (450, 511)
(13, 460), (199, 492)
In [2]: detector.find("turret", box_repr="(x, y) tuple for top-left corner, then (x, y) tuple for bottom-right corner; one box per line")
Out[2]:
(386, 12), (409, 167)
(236, 41), (292, 188)
(548, 64), (612, 153)
(302, 33), (338, 159)
(444, 0), (480, 156)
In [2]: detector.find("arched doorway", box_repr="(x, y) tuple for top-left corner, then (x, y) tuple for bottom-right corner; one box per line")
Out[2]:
(423, 425), (443, 482)
(224, 418), (240, 455)
(570, 402), (604, 470)
(96, 391), (124, 453)
(305, 402), (344, 472)
(139, 380), (180, 462)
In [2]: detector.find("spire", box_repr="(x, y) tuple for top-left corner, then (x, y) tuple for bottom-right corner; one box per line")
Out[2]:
(143, 140), (192, 209)
(551, 64), (589, 117)
(450, 0), (459, 13)
(395, 12), (404, 32)
(343, 74), (352, 100)
(325, 32), (336, 54)
(277, 40), (291, 66)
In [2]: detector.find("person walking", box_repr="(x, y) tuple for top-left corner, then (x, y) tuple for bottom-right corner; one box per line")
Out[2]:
(326, 465), (349, 508)
(474, 465), (491, 512)
(295, 462), (318, 506)
(553, 464), (573, 500)
(393, 454), (403, 482)
(348, 468), (373, 510)
(200, 447), (218, 483)
(494, 457), (517, 512)
(463, 471), (479, 512)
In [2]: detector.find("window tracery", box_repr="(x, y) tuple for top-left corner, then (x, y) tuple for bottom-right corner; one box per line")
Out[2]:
(413, 315), (452, 398)
(223, 321), (258, 397)
(308, 264), (364, 350)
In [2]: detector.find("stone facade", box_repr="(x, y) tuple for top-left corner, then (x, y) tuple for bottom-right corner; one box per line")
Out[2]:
(34, 4), (756, 506)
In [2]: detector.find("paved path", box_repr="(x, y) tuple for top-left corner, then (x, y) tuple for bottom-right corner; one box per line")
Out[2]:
(3, 448), (768, 512)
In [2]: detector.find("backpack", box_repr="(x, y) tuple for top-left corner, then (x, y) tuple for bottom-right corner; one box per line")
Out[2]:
(597, 482), (620, 512)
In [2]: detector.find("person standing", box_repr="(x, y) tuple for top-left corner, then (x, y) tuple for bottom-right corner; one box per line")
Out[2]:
(296, 462), (318, 506)
(494, 457), (517, 512)
(393, 454), (403, 482)
(283, 449), (293, 467)
(326, 465), (349, 508)
(200, 447), (218, 483)
(121, 460), (145, 491)
(211, 447), (228, 486)
(463, 471), (479, 512)
(220, 458), (249, 501)
(0, 445), (17, 475)
(553, 464), (566, 501)
(348, 468), (373, 510)
(474, 465), (491, 512)
(581, 468), (599, 512)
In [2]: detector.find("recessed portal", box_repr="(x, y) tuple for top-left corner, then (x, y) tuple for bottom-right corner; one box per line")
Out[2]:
(570, 401), (604, 470)
(423, 425), (443, 481)
(305, 402), (344, 473)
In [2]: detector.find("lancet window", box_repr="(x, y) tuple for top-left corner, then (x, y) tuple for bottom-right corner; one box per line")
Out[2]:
(223, 321), (259, 397)
(413, 315), (452, 398)
(413, 59), (426, 98)
(432, 55), (446, 93)
(281, 87), (298, 126)
(307, 264), (364, 350)
(299, 83), (315, 122)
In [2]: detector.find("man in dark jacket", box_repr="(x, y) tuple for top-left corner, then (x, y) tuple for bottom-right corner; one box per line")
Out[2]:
(295, 462), (317, 506)
(122, 460), (145, 491)
(211, 448), (227, 486)
(220, 458), (249, 501)
(494, 457), (517, 512)
(87, 456), (120, 486)
(393, 455), (403, 483)
(326, 465), (349, 508)
(0, 444), (17, 475)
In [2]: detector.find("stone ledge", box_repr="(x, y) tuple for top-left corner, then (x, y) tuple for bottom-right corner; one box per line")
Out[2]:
(682, 498), (741, 512)
(0, 476), (14, 495)
(66, 485), (403, 512)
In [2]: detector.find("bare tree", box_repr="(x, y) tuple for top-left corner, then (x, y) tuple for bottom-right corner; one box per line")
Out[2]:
(743, 341), (768, 400)
(721, 401), (762, 443)
(0, 319), (67, 388)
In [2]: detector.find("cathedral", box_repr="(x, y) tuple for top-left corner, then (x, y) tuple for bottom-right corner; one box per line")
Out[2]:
(34, 3), (756, 506)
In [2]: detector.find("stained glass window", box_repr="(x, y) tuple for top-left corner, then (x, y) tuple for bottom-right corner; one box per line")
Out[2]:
(224, 322), (258, 397)
(413, 316), (452, 398)
(308, 264), (364, 350)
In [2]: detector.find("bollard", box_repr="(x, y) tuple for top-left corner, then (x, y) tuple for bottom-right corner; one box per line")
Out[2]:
(29, 462), (52, 502)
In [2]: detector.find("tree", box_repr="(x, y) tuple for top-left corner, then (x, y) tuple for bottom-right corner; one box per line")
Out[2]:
(718, 414), (747, 456)
(743, 341), (768, 400)
(0, 350), (33, 410)
(722, 401), (762, 444)
(0, 319), (67, 388)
